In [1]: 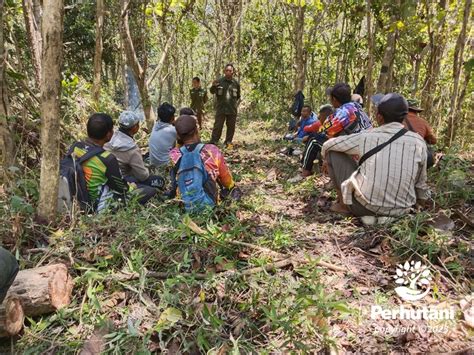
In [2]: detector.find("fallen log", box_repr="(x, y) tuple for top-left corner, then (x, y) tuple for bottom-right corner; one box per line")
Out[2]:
(0, 298), (24, 337)
(6, 263), (73, 317)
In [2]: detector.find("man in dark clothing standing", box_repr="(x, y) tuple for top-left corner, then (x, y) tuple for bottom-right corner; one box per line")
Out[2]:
(190, 77), (208, 129)
(209, 64), (241, 149)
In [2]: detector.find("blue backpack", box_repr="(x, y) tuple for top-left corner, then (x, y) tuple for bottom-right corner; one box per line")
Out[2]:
(177, 144), (215, 212)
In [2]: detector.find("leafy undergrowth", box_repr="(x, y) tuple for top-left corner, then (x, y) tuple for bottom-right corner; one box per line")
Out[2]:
(0, 117), (473, 353)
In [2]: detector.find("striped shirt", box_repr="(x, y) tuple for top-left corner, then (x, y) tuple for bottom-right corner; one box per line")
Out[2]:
(321, 122), (430, 216)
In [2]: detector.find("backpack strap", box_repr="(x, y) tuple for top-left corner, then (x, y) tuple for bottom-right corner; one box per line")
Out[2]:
(196, 143), (205, 153)
(358, 128), (408, 167)
(76, 146), (105, 165)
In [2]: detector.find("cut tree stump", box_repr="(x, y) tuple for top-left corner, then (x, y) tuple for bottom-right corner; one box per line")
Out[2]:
(0, 298), (24, 337)
(5, 263), (73, 317)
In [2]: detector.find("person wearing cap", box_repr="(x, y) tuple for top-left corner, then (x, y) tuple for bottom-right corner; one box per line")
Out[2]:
(68, 113), (154, 211)
(169, 115), (235, 204)
(321, 93), (430, 218)
(209, 64), (241, 149)
(149, 103), (177, 168)
(372, 96), (436, 168)
(105, 111), (164, 191)
(404, 99), (437, 145)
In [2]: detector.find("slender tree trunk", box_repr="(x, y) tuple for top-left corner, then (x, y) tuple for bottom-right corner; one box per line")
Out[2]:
(92, 0), (105, 104)
(120, 0), (156, 130)
(38, 0), (64, 220)
(335, 13), (345, 83)
(376, 8), (399, 94)
(420, 0), (448, 117)
(22, 0), (42, 86)
(365, 0), (374, 112)
(446, 0), (472, 146)
(0, 0), (15, 184)
(293, 2), (306, 93)
(411, 43), (429, 96)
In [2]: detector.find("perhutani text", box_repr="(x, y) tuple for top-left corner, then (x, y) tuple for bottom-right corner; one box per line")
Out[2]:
(371, 305), (456, 320)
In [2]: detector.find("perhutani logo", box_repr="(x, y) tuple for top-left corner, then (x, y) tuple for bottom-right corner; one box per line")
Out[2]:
(393, 260), (432, 301)
(370, 259), (456, 322)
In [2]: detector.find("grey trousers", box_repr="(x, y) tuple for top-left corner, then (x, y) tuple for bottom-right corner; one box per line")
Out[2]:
(327, 151), (375, 217)
(0, 247), (19, 303)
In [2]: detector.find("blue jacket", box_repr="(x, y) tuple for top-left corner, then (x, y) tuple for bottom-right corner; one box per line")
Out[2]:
(296, 112), (317, 138)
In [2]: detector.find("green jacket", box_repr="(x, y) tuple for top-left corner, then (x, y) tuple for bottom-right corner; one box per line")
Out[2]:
(190, 87), (208, 113)
(210, 77), (241, 116)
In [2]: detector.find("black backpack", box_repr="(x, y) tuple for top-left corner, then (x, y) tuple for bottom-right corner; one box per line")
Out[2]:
(57, 145), (104, 213)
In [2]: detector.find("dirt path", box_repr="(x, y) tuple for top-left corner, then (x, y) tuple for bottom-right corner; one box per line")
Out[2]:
(226, 121), (473, 353)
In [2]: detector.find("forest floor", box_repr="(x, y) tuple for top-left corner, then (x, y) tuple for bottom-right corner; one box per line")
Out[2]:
(1, 116), (473, 354)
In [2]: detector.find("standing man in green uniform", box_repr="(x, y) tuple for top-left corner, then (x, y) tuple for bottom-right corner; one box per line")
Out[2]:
(209, 64), (241, 149)
(190, 77), (208, 129)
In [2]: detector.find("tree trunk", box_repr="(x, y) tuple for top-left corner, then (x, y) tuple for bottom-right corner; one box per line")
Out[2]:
(5, 264), (73, 317)
(446, 0), (472, 146)
(22, 0), (43, 86)
(411, 43), (429, 96)
(38, 0), (64, 220)
(293, 2), (306, 93)
(92, 0), (105, 104)
(120, 0), (156, 131)
(0, 298), (24, 337)
(0, 0), (14, 184)
(376, 9), (399, 94)
(365, 0), (374, 112)
(420, 0), (448, 117)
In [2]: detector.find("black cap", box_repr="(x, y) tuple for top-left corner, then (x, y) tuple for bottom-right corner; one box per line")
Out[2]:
(377, 93), (409, 123)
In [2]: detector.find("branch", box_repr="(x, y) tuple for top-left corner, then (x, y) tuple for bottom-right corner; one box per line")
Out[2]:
(120, 0), (144, 81)
(146, 0), (196, 87)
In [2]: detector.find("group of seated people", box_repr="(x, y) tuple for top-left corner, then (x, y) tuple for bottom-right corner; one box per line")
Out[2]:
(65, 104), (235, 213)
(67, 81), (436, 223)
(287, 83), (436, 223)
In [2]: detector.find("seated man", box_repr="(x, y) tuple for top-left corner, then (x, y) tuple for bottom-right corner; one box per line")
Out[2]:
(284, 105), (317, 143)
(404, 99), (436, 168)
(68, 113), (156, 211)
(291, 83), (372, 182)
(0, 247), (19, 303)
(322, 93), (429, 218)
(168, 114), (235, 210)
(149, 103), (177, 168)
(105, 111), (164, 189)
(404, 100), (437, 145)
(302, 104), (334, 141)
(372, 96), (437, 168)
